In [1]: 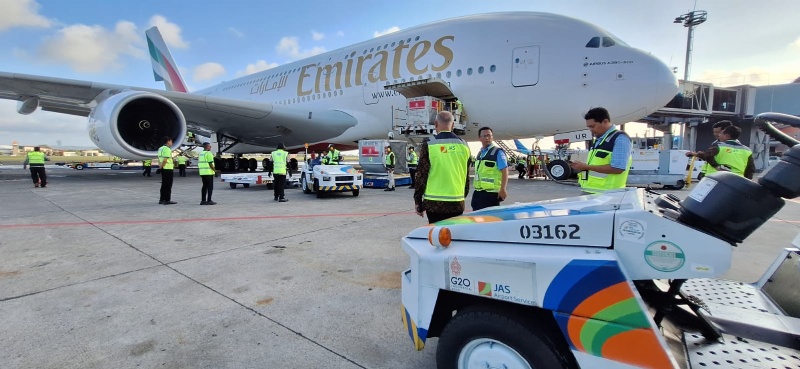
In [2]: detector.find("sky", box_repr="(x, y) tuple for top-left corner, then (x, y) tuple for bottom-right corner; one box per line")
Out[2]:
(1, 0), (799, 148)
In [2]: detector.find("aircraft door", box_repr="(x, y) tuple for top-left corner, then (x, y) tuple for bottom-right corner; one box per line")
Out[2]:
(511, 46), (540, 87)
(362, 74), (379, 105)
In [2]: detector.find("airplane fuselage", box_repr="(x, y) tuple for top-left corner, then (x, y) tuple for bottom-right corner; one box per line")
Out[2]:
(197, 12), (677, 149)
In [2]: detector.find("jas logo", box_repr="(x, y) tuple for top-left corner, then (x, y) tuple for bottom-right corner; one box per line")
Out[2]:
(478, 281), (511, 296)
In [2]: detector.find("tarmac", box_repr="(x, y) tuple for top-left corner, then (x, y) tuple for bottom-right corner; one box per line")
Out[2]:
(1, 166), (799, 369)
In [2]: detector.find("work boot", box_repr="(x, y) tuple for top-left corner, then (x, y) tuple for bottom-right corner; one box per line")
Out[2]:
(274, 196), (279, 201)
(279, 198), (288, 202)
(159, 200), (166, 204)
(206, 201), (217, 205)
(200, 201), (208, 205)
(163, 201), (176, 205)
(34, 183), (40, 188)
(384, 187), (395, 191)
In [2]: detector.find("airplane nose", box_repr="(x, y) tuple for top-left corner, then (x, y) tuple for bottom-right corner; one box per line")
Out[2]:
(652, 56), (679, 109)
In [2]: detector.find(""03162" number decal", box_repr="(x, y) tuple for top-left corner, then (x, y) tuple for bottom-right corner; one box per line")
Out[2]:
(519, 224), (580, 240)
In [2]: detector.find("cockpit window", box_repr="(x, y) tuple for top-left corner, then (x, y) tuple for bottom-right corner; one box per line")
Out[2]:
(602, 37), (616, 47)
(585, 37), (600, 48)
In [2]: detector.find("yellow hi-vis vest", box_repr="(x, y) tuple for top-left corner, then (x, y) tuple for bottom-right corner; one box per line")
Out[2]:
(578, 129), (632, 194)
(714, 140), (752, 177)
(385, 151), (395, 167)
(27, 151), (45, 165)
(158, 145), (174, 170)
(272, 150), (288, 175)
(198, 151), (214, 175)
(423, 132), (470, 202)
(324, 149), (340, 164)
(474, 145), (503, 193)
(143, 159), (152, 167)
(177, 156), (186, 165)
(407, 151), (418, 166)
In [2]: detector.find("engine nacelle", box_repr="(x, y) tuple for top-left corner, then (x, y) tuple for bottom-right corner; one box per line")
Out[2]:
(87, 90), (186, 159)
(17, 96), (39, 115)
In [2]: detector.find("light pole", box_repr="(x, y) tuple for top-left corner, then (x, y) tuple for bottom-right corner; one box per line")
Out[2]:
(674, 10), (707, 82)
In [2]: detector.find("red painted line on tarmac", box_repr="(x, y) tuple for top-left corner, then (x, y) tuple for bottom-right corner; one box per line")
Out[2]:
(0, 211), (413, 229)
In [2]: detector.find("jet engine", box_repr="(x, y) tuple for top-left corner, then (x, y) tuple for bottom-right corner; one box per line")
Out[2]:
(87, 90), (186, 159)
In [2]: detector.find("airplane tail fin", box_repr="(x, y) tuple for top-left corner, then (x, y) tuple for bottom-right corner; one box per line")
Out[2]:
(513, 139), (531, 155)
(146, 26), (188, 93)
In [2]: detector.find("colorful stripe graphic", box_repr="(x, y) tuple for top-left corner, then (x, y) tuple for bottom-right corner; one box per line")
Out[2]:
(478, 281), (492, 296)
(146, 27), (188, 93)
(543, 260), (672, 368)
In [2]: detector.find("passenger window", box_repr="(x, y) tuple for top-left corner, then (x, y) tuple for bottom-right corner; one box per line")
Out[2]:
(602, 37), (616, 47)
(585, 37), (600, 48)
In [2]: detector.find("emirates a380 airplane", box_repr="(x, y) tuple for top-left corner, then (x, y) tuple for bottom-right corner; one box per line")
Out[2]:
(0, 12), (677, 159)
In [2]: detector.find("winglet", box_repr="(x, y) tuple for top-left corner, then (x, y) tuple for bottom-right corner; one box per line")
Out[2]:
(146, 26), (188, 93)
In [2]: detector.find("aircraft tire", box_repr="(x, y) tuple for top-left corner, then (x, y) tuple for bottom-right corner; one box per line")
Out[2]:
(436, 306), (576, 369)
(547, 160), (572, 181)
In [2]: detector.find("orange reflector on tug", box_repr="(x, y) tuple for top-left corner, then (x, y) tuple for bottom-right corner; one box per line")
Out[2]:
(427, 227), (452, 247)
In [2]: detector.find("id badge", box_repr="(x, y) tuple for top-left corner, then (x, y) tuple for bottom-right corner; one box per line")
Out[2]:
(580, 171), (588, 181)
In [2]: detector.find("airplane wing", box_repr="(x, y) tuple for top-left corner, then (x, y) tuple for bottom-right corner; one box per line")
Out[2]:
(0, 72), (357, 148)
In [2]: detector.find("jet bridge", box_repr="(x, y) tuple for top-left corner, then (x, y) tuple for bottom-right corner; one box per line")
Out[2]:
(384, 78), (466, 138)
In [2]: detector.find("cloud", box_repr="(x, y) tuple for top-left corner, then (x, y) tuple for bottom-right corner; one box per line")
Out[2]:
(0, 100), (91, 147)
(276, 37), (325, 59)
(373, 26), (400, 38)
(237, 60), (278, 76)
(311, 30), (325, 41)
(193, 62), (226, 82)
(148, 15), (188, 49)
(0, 0), (52, 32)
(791, 35), (800, 50)
(336, 30), (344, 37)
(228, 27), (244, 38)
(38, 21), (144, 73)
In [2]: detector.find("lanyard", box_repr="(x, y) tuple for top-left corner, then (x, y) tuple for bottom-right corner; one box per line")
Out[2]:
(478, 145), (494, 161)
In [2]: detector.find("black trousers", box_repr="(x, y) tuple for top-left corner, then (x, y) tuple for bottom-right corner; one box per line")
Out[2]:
(30, 166), (46, 186)
(178, 164), (186, 177)
(408, 166), (417, 187)
(201, 175), (214, 201)
(273, 174), (286, 199)
(143, 166), (151, 176)
(427, 210), (463, 224)
(160, 169), (174, 201)
(471, 190), (501, 211)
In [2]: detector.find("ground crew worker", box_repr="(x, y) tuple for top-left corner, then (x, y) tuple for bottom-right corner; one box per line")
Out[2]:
(472, 127), (508, 211)
(158, 136), (176, 205)
(199, 142), (217, 205)
(23, 146), (47, 188)
(693, 125), (755, 179)
(569, 107), (632, 194)
(272, 143), (289, 202)
(323, 144), (340, 165)
(187, 131), (195, 143)
(142, 159), (152, 177)
(407, 146), (418, 189)
(413, 111), (471, 223)
(686, 120), (732, 178)
(177, 155), (187, 177)
(384, 146), (396, 191)
(528, 153), (538, 178)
